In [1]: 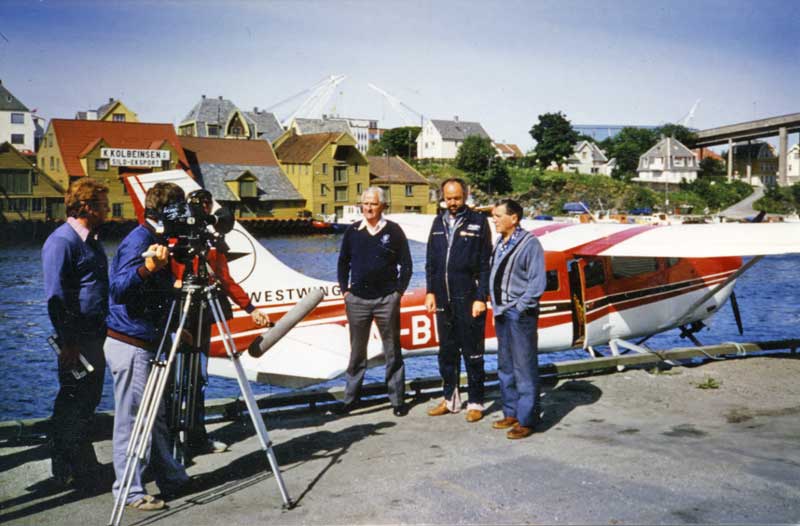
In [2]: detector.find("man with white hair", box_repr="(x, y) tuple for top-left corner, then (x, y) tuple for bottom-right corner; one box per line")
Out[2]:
(336, 187), (412, 416)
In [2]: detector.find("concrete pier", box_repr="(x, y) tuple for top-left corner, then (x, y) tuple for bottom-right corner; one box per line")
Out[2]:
(2, 354), (799, 525)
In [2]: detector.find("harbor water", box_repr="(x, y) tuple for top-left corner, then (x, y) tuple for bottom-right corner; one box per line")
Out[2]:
(1, 235), (798, 421)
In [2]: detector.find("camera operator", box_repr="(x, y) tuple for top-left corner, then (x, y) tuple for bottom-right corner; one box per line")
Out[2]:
(42, 178), (109, 489)
(172, 189), (271, 455)
(104, 182), (190, 511)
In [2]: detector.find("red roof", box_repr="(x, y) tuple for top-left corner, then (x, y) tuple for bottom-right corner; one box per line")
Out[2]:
(692, 148), (724, 162)
(50, 119), (191, 177)
(179, 136), (280, 166)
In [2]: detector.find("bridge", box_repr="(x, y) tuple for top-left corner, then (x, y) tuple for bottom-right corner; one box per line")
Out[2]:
(692, 112), (800, 186)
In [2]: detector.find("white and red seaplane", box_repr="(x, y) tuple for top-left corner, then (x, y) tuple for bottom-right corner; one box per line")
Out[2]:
(124, 171), (800, 388)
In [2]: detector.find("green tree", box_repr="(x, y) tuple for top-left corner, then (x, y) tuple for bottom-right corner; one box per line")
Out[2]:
(791, 182), (800, 206)
(529, 112), (579, 170)
(376, 126), (421, 159)
(366, 141), (385, 156)
(605, 127), (658, 179)
(698, 157), (726, 178)
(454, 136), (511, 194)
(653, 123), (697, 145)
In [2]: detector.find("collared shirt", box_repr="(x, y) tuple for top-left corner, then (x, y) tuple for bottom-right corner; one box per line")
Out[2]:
(66, 216), (92, 242)
(494, 225), (524, 264)
(445, 208), (467, 239)
(358, 217), (387, 236)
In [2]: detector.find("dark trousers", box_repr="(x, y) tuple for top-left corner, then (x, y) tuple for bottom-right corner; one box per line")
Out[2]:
(343, 291), (405, 407)
(436, 298), (486, 404)
(50, 335), (106, 482)
(494, 307), (540, 427)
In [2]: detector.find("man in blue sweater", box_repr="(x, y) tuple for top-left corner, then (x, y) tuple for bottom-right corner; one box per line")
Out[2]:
(42, 178), (109, 489)
(105, 182), (189, 511)
(336, 187), (412, 417)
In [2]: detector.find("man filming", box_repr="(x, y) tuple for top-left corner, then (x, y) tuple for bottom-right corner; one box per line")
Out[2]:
(105, 182), (190, 511)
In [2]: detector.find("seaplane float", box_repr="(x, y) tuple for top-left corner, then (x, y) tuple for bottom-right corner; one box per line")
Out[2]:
(124, 171), (800, 388)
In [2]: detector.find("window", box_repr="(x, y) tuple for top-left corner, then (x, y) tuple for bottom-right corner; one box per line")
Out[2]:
(0, 172), (31, 194)
(539, 269), (557, 291)
(354, 164), (359, 174)
(48, 135), (53, 148)
(356, 183), (363, 195)
(10, 113), (24, 124)
(112, 203), (123, 217)
(8, 198), (28, 211)
(667, 257), (680, 267)
(207, 124), (219, 136)
(95, 159), (109, 171)
(10, 134), (24, 145)
(404, 206), (421, 213)
(320, 203), (327, 214)
(240, 180), (257, 197)
(50, 157), (54, 170)
(334, 166), (347, 183)
(335, 187), (348, 202)
(405, 184), (413, 197)
(161, 160), (170, 170)
(322, 163), (327, 175)
(610, 257), (657, 279)
(31, 173), (37, 186)
(31, 198), (43, 212)
(112, 113), (125, 122)
(583, 259), (605, 288)
(320, 184), (328, 196)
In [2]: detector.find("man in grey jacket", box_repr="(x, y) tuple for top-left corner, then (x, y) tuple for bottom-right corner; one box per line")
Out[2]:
(489, 199), (546, 439)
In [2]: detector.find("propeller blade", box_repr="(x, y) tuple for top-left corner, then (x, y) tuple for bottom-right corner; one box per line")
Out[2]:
(730, 291), (744, 335)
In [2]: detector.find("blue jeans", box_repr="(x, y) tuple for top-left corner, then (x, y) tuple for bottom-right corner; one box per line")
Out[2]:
(105, 337), (188, 503)
(494, 307), (540, 427)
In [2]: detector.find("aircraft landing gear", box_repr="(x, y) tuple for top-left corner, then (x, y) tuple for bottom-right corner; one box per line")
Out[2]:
(679, 321), (706, 346)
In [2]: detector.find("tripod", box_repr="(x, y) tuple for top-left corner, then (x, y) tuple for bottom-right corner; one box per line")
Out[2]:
(108, 267), (293, 526)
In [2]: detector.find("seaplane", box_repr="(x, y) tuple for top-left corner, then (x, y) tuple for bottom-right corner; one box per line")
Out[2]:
(123, 170), (800, 388)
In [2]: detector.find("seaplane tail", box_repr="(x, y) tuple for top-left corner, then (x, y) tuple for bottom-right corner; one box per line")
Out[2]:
(123, 170), (364, 388)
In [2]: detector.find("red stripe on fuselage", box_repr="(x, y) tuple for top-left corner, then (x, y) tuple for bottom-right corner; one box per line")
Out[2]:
(572, 225), (659, 256)
(530, 223), (575, 237)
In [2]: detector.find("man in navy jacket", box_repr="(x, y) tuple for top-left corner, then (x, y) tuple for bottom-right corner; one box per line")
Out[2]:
(425, 179), (492, 422)
(105, 182), (189, 511)
(42, 178), (109, 488)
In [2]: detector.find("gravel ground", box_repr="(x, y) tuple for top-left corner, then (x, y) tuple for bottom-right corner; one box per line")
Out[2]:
(1, 354), (799, 525)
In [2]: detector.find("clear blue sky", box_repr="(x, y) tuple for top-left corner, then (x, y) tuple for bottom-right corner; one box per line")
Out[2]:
(1, 0), (797, 150)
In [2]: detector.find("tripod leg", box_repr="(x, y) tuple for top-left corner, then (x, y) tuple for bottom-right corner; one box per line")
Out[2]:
(108, 294), (195, 526)
(206, 292), (294, 509)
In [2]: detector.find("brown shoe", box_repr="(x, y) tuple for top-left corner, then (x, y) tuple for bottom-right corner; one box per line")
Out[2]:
(465, 409), (483, 423)
(427, 400), (450, 417)
(507, 425), (534, 439)
(492, 417), (518, 429)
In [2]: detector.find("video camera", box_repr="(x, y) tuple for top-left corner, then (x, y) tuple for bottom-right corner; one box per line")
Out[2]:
(160, 189), (234, 265)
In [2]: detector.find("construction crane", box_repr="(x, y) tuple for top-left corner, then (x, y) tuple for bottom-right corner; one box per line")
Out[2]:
(678, 99), (701, 128)
(266, 74), (348, 128)
(367, 83), (424, 127)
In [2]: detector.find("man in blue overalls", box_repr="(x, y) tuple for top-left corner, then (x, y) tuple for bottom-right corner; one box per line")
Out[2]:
(425, 178), (492, 422)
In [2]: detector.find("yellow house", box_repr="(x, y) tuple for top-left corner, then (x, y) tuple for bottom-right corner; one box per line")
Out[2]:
(0, 142), (65, 221)
(367, 155), (436, 214)
(37, 119), (192, 220)
(273, 130), (370, 218)
(75, 98), (139, 122)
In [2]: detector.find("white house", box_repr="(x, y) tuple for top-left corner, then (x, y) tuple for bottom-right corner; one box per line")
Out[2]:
(0, 80), (36, 154)
(635, 136), (698, 184)
(416, 117), (490, 159)
(785, 144), (799, 187)
(563, 140), (615, 176)
(494, 142), (523, 159)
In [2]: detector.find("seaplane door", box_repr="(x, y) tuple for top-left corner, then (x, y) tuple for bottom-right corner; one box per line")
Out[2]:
(567, 258), (587, 346)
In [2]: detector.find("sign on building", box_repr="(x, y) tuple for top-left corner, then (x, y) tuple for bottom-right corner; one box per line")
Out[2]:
(100, 148), (170, 167)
